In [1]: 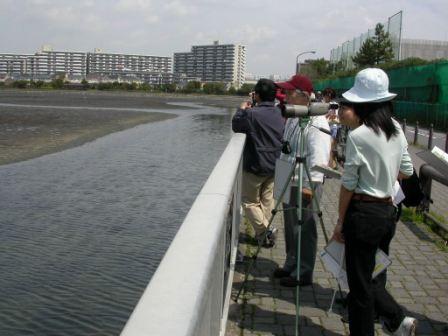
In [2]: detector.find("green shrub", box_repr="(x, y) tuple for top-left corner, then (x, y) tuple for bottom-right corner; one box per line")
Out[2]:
(12, 80), (28, 89)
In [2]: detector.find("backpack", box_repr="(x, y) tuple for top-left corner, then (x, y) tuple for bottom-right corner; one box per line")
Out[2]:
(399, 168), (424, 207)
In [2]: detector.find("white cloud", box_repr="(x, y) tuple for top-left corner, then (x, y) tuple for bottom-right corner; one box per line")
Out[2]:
(114, 0), (152, 11)
(227, 24), (277, 44)
(113, 0), (159, 25)
(0, 0), (446, 76)
(163, 1), (192, 16)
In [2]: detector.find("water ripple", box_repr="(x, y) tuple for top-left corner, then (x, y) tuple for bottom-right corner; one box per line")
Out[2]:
(0, 104), (232, 335)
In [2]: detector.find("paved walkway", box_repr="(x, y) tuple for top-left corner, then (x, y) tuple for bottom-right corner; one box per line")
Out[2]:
(226, 148), (448, 336)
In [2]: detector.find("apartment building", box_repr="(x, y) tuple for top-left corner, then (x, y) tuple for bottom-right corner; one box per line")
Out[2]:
(0, 54), (30, 77)
(0, 46), (173, 84)
(174, 41), (246, 88)
(30, 47), (87, 78)
(87, 50), (172, 84)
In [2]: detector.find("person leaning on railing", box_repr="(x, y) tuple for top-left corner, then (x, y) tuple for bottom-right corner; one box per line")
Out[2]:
(232, 78), (285, 247)
(331, 68), (417, 336)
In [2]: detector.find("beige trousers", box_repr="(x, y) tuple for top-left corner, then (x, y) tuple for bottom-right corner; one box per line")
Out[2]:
(242, 171), (275, 236)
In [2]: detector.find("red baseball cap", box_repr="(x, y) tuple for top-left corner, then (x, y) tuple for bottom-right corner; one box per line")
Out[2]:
(275, 75), (313, 94)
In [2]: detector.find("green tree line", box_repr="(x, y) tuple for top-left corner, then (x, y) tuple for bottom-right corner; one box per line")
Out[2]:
(0, 79), (255, 96)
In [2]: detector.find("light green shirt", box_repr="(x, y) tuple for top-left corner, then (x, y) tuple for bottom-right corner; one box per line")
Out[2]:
(341, 120), (413, 198)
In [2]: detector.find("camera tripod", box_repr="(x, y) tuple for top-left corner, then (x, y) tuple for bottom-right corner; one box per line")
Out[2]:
(233, 118), (344, 336)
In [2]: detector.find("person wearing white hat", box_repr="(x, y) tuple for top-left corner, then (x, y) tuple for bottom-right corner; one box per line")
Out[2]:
(331, 68), (417, 336)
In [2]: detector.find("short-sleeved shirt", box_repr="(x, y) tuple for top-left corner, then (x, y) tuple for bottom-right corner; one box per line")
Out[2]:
(341, 119), (413, 198)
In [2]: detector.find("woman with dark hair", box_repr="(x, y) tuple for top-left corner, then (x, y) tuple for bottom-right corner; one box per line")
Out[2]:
(331, 68), (416, 336)
(322, 87), (339, 168)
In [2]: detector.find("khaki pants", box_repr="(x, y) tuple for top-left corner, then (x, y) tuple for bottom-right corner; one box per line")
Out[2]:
(242, 171), (274, 236)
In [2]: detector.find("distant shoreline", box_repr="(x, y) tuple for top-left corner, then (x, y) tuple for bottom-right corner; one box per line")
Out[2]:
(0, 90), (244, 165)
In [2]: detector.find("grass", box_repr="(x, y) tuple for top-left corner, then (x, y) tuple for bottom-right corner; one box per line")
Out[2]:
(401, 207), (448, 252)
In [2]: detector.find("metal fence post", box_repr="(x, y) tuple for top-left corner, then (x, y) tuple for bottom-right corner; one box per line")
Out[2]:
(428, 124), (434, 149)
(413, 121), (419, 145)
(402, 118), (407, 133)
(445, 132), (448, 153)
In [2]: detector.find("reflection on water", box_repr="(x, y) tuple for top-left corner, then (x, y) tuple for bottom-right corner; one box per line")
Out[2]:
(0, 104), (232, 335)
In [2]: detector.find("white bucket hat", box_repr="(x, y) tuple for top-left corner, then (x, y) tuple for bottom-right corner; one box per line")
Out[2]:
(342, 68), (397, 103)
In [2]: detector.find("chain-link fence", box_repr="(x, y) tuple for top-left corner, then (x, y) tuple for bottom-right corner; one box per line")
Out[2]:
(329, 11), (402, 69)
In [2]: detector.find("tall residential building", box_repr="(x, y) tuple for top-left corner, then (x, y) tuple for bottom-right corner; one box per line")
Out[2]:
(174, 41), (246, 88)
(29, 47), (88, 78)
(87, 50), (172, 84)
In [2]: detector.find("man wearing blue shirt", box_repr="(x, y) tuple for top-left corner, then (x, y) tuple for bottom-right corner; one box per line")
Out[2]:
(232, 79), (285, 247)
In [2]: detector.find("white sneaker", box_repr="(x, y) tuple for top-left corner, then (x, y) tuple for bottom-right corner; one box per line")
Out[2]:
(393, 317), (417, 336)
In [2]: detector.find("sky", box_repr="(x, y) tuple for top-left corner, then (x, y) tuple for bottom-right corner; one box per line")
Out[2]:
(1, 0), (447, 78)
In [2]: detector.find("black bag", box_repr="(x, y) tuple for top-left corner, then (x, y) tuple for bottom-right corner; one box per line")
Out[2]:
(400, 168), (424, 207)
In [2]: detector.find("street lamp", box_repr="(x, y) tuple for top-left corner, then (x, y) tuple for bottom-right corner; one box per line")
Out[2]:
(296, 50), (316, 74)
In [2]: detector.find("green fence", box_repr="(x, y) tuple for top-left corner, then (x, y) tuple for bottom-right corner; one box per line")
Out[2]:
(393, 101), (448, 130)
(315, 61), (448, 130)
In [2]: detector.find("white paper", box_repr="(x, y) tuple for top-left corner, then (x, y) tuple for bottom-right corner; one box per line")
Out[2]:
(320, 241), (392, 289)
(320, 241), (348, 289)
(431, 146), (448, 165)
(392, 181), (405, 205)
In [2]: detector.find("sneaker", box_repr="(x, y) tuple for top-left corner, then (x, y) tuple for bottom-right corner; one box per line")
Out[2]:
(393, 317), (417, 336)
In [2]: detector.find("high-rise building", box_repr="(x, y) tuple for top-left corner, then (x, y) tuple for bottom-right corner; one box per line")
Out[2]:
(174, 41), (246, 88)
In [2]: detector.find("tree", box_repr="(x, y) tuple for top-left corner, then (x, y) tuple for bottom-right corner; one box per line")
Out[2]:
(160, 83), (177, 93)
(81, 79), (89, 90)
(183, 81), (202, 93)
(237, 83), (254, 96)
(12, 80), (28, 89)
(51, 78), (64, 89)
(302, 58), (331, 81)
(352, 23), (395, 67)
(227, 86), (237, 95)
(203, 82), (226, 94)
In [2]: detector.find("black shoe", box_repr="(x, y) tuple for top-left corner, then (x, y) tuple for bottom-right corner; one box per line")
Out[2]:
(279, 276), (312, 287)
(266, 227), (277, 245)
(273, 268), (291, 278)
(256, 228), (277, 248)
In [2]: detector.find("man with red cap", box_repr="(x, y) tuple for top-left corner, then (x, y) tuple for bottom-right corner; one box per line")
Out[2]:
(273, 75), (331, 287)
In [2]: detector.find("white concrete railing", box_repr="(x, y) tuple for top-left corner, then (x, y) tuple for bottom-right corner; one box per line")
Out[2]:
(121, 133), (246, 336)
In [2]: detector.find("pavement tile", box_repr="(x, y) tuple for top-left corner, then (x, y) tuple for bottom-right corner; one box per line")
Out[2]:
(226, 146), (448, 336)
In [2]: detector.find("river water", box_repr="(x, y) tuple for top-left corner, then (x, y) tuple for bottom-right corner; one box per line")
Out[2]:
(0, 98), (232, 335)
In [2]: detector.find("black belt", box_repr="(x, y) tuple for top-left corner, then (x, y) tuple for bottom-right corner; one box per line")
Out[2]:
(351, 193), (393, 205)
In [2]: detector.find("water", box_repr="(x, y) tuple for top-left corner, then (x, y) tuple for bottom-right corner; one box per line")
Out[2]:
(0, 101), (232, 335)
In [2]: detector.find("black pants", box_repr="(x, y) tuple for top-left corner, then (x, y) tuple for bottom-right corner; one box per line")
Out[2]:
(343, 201), (404, 336)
